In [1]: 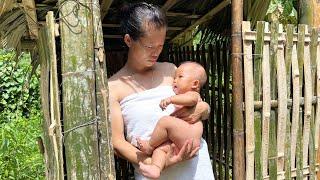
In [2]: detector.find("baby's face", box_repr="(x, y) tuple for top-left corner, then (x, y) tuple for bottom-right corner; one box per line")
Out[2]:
(173, 65), (196, 94)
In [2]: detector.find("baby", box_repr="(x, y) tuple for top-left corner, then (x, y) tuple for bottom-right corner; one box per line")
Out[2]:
(137, 61), (208, 179)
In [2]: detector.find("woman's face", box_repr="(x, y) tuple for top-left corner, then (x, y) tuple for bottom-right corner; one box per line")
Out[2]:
(127, 26), (166, 69)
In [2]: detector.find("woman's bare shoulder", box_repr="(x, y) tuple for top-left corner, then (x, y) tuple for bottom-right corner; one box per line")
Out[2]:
(157, 62), (176, 75)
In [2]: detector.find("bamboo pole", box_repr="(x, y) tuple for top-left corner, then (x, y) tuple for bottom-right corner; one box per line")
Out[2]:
(209, 43), (217, 180)
(231, 0), (245, 179)
(254, 21), (264, 180)
(276, 24), (287, 173)
(242, 21), (255, 180)
(302, 25), (312, 171)
(316, 26), (320, 180)
(268, 21), (278, 180)
(224, 41), (232, 180)
(216, 42), (224, 179)
(296, 24), (306, 180)
(38, 26), (55, 179)
(291, 39), (300, 175)
(308, 27), (318, 180)
(261, 22), (271, 179)
(46, 11), (64, 180)
(284, 24), (294, 180)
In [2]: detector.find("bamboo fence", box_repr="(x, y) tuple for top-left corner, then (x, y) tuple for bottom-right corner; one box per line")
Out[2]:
(242, 21), (320, 179)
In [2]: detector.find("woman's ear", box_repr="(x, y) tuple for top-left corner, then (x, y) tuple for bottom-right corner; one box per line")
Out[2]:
(124, 34), (132, 47)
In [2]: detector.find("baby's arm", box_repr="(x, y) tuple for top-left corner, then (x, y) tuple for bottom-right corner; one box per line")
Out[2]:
(160, 91), (200, 110)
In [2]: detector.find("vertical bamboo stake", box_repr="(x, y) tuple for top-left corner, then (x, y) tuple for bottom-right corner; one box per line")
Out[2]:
(268, 21), (278, 180)
(209, 43), (217, 180)
(296, 24), (306, 180)
(308, 27), (318, 180)
(254, 21), (264, 180)
(290, 41), (300, 173)
(38, 26), (55, 179)
(261, 22), (271, 179)
(92, 0), (116, 179)
(232, 0), (245, 178)
(216, 42), (223, 179)
(302, 25), (312, 174)
(216, 43), (224, 179)
(276, 24), (287, 174)
(242, 21), (255, 180)
(207, 44), (213, 156)
(59, 0), (100, 178)
(46, 11), (64, 180)
(284, 24), (294, 180)
(224, 41), (232, 180)
(316, 27), (320, 180)
(186, 46), (190, 61)
(191, 45), (195, 61)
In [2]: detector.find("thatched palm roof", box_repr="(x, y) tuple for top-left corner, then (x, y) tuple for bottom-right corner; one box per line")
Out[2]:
(0, 0), (270, 51)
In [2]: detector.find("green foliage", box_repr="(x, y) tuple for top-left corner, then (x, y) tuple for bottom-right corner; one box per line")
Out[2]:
(0, 50), (45, 179)
(0, 109), (45, 180)
(0, 50), (40, 123)
(266, 0), (298, 25)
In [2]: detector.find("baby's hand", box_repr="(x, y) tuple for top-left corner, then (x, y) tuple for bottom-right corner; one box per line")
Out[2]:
(159, 97), (172, 110)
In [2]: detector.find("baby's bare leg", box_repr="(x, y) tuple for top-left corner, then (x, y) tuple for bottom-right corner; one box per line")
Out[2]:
(139, 143), (171, 179)
(149, 116), (203, 149)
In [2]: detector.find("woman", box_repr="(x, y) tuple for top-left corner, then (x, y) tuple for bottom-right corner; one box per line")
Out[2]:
(108, 2), (214, 179)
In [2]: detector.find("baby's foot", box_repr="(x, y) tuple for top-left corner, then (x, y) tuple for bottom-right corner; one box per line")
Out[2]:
(137, 138), (154, 155)
(139, 162), (161, 179)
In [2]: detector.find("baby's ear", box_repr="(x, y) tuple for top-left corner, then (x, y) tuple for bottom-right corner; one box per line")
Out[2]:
(192, 80), (200, 89)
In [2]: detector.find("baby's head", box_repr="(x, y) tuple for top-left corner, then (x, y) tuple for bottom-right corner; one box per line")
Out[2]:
(173, 61), (207, 94)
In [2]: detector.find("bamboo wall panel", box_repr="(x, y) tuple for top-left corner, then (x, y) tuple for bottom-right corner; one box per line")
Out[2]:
(242, 21), (320, 179)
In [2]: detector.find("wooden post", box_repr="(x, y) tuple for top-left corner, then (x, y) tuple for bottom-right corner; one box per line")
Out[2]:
(92, 0), (116, 178)
(59, 0), (111, 178)
(38, 25), (56, 180)
(231, 0), (245, 179)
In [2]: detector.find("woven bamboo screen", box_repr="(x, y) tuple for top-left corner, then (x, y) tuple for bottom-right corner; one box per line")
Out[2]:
(242, 21), (320, 179)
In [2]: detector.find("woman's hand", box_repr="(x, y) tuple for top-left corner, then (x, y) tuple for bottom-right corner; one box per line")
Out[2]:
(165, 139), (200, 168)
(171, 101), (210, 124)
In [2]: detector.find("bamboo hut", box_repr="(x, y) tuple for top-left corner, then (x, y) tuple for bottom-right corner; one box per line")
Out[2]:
(1, 0), (320, 179)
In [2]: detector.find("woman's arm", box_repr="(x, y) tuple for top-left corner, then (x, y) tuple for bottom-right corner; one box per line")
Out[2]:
(109, 90), (151, 165)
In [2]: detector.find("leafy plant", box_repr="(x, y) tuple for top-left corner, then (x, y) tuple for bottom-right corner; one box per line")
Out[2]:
(266, 0), (298, 25)
(0, 50), (44, 179)
(0, 109), (45, 179)
(0, 50), (40, 123)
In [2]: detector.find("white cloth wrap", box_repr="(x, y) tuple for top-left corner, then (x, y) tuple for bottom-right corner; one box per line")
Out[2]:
(120, 86), (214, 180)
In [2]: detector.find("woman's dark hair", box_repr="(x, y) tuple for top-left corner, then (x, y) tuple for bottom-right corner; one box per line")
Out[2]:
(119, 2), (167, 41)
